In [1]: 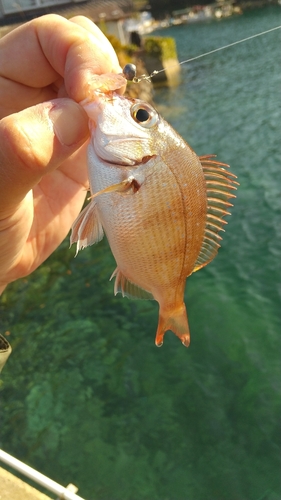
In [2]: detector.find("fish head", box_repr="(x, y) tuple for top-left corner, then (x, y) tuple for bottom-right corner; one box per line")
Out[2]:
(81, 93), (172, 166)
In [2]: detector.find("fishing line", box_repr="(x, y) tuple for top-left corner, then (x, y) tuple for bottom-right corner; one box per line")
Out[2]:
(125, 25), (281, 83)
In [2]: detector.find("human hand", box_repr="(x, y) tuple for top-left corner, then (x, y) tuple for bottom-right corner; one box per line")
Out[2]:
(0, 14), (122, 294)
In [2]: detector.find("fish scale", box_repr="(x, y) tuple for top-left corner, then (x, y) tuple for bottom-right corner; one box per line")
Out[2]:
(71, 74), (238, 347)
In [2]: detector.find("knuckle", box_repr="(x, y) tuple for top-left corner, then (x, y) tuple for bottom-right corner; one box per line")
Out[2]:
(0, 110), (53, 174)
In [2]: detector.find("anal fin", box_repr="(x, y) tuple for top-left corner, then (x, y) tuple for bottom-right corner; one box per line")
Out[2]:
(110, 268), (154, 300)
(70, 201), (104, 254)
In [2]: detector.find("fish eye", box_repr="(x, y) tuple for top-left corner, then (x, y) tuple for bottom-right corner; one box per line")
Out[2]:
(130, 102), (159, 128)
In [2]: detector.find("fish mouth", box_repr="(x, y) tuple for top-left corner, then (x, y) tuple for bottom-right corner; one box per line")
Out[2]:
(93, 135), (153, 167)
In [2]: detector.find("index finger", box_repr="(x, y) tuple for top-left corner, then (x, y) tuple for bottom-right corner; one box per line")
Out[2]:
(0, 14), (122, 102)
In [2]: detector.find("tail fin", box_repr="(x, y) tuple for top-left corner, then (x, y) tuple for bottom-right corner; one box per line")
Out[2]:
(155, 304), (190, 347)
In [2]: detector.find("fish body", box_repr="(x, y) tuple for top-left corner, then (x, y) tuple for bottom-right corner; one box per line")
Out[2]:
(71, 78), (238, 347)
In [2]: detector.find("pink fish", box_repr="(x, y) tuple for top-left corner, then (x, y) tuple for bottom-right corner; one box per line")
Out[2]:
(71, 74), (238, 346)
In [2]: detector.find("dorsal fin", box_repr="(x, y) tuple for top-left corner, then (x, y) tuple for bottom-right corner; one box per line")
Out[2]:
(193, 156), (239, 272)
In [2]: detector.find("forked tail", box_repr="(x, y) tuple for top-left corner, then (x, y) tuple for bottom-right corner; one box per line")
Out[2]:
(155, 304), (190, 347)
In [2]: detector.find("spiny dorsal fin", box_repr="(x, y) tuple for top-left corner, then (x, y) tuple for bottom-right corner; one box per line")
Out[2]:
(193, 156), (239, 272)
(110, 268), (154, 300)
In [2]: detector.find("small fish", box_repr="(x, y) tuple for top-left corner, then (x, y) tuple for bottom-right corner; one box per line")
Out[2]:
(71, 74), (238, 347)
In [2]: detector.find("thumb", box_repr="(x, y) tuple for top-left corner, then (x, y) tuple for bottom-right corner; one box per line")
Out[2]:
(0, 98), (89, 217)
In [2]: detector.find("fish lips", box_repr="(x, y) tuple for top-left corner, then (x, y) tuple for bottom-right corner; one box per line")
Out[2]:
(83, 96), (154, 166)
(93, 132), (152, 167)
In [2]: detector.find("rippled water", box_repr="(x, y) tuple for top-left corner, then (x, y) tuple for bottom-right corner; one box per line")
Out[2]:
(153, 7), (281, 342)
(1, 7), (280, 500)
(151, 7), (281, 497)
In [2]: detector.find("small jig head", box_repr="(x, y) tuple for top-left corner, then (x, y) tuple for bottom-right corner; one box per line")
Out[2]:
(122, 63), (137, 81)
(122, 64), (159, 84)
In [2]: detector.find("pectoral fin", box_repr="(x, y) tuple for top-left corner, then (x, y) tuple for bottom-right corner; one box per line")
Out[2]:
(110, 268), (154, 300)
(70, 200), (104, 254)
(88, 176), (141, 201)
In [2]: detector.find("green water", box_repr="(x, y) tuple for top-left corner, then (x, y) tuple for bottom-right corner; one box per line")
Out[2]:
(1, 7), (280, 500)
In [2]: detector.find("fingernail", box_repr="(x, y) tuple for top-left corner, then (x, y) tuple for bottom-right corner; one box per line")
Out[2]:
(49, 99), (89, 146)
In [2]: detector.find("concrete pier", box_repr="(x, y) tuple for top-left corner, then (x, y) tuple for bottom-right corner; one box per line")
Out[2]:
(0, 467), (52, 500)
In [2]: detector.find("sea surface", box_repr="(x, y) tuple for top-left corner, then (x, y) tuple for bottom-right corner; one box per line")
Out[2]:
(0, 6), (281, 500)
(152, 9), (281, 349)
